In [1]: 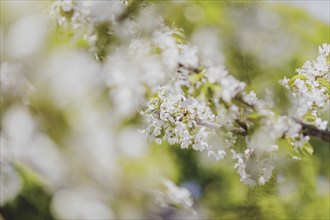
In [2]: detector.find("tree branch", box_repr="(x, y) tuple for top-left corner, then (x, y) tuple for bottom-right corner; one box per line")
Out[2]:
(235, 119), (248, 136)
(178, 63), (200, 74)
(197, 120), (248, 136)
(294, 118), (330, 143)
(234, 93), (254, 109)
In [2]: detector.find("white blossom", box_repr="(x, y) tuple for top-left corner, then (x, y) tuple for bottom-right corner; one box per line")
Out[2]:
(178, 45), (199, 69)
(155, 179), (193, 209)
(282, 43), (330, 129)
(0, 162), (23, 206)
(0, 62), (28, 96)
(231, 149), (256, 187)
(142, 85), (215, 152)
(208, 150), (226, 161)
(51, 187), (115, 219)
(231, 145), (277, 187)
(315, 118), (328, 130)
(49, 0), (125, 51)
(243, 91), (258, 106)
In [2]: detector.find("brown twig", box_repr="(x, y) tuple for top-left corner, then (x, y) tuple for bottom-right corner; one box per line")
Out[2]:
(234, 93), (254, 108)
(235, 119), (248, 136)
(178, 63), (200, 74)
(293, 118), (330, 143)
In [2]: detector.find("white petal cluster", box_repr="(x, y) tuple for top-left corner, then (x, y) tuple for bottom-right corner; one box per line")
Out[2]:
(141, 28), (251, 162)
(102, 24), (183, 119)
(204, 67), (246, 103)
(142, 85), (215, 152)
(49, 0), (125, 50)
(155, 179), (193, 209)
(269, 116), (310, 149)
(242, 91), (258, 106)
(153, 26), (180, 71)
(1, 4), (182, 214)
(231, 145), (278, 187)
(231, 149), (257, 186)
(0, 63), (29, 97)
(233, 120), (280, 186)
(178, 45), (199, 69)
(51, 187), (115, 219)
(281, 43), (330, 130)
(0, 161), (23, 206)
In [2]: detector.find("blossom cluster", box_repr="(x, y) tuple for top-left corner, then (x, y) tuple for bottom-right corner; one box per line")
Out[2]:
(142, 85), (215, 151)
(49, 0), (125, 51)
(231, 147), (277, 187)
(154, 179), (193, 209)
(1, 1), (192, 218)
(281, 43), (330, 130)
(141, 42), (249, 161)
(142, 40), (329, 186)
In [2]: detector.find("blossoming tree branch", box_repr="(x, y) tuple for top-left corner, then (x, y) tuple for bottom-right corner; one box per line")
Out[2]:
(141, 42), (329, 186)
(1, 1), (329, 216)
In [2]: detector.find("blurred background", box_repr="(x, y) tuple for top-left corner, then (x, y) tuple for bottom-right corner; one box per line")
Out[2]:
(0, 0), (329, 219)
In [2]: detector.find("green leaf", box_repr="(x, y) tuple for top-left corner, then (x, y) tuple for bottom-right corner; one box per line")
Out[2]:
(276, 138), (293, 152)
(188, 72), (204, 83)
(247, 112), (263, 120)
(298, 142), (314, 157)
(76, 38), (90, 49)
(304, 113), (316, 122)
(316, 78), (330, 94)
(288, 74), (307, 87)
(173, 32), (186, 44)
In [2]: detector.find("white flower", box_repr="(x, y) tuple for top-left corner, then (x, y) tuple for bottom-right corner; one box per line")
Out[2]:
(0, 162), (23, 206)
(142, 85), (215, 151)
(0, 62), (28, 96)
(292, 156), (301, 161)
(205, 65), (228, 83)
(243, 91), (258, 106)
(156, 138), (162, 145)
(178, 45), (199, 69)
(208, 150), (226, 161)
(286, 119), (302, 139)
(280, 77), (290, 89)
(155, 179), (193, 209)
(315, 118), (328, 130)
(51, 187), (115, 219)
(282, 44), (330, 128)
(61, 0), (73, 12)
(293, 134), (310, 149)
(231, 146), (277, 187)
(231, 149), (256, 187)
(154, 28), (179, 71)
(219, 75), (246, 102)
(319, 43), (330, 55)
